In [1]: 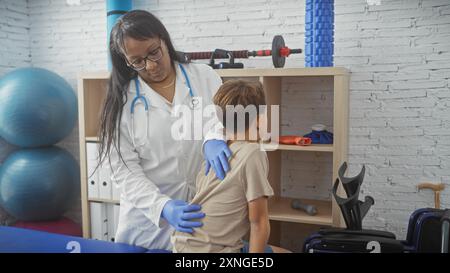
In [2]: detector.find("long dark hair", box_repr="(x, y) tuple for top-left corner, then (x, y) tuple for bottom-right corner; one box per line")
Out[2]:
(98, 10), (183, 166)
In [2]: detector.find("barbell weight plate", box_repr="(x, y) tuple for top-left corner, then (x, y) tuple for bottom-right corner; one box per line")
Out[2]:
(272, 35), (286, 68)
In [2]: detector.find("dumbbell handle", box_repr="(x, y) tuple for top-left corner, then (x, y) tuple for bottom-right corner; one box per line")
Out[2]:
(291, 199), (317, 216)
(181, 50), (249, 60)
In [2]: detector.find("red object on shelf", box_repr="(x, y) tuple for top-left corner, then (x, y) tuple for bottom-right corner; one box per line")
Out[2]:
(13, 217), (82, 237)
(279, 136), (312, 146)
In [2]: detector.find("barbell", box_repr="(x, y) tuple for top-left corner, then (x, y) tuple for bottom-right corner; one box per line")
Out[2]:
(177, 35), (302, 68)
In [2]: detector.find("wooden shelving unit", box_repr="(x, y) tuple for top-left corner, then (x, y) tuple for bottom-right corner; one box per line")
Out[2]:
(216, 68), (349, 248)
(77, 67), (349, 247)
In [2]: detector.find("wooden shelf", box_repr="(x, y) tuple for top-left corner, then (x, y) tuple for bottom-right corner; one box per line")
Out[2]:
(88, 198), (120, 205)
(268, 197), (332, 226)
(85, 139), (333, 152)
(85, 137), (99, 142)
(216, 67), (349, 77)
(80, 68), (349, 80)
(262, 144), (333, 152)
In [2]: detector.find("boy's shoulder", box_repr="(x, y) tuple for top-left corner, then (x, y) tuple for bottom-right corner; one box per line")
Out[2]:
(230, 141), (266, 163)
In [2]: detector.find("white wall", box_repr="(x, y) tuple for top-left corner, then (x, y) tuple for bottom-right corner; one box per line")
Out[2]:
(334, 0), (450, 237)
(0, 0), (30, 76)
(1, 0), (450, 248)
(28, 0), (109, 160)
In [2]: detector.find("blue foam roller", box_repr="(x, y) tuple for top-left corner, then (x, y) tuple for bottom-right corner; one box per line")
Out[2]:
(305, 0), (334, 67)
(0, 226), (154, 253)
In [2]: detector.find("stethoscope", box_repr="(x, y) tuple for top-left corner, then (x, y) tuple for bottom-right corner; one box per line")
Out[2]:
(130, 64), (199, 147)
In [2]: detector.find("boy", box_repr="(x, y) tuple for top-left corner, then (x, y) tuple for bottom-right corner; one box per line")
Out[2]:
(171, 80), (274, 253)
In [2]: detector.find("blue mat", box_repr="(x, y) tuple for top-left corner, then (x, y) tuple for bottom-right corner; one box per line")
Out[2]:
(0, 226), (170, 253)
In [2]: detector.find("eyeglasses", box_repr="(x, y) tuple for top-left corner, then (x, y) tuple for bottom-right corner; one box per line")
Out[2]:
(127, 40), (163, 71)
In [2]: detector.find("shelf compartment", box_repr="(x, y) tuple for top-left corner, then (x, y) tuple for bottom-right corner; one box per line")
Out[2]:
(268, 196), (332, 226)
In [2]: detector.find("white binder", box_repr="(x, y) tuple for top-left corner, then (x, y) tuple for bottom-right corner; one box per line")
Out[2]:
(113, 204), (120, 229)
(98, 163), (112, 200)
(89, 202), (108, 241)
(106, 204), (116, 242)
(86, 143), (100, 199)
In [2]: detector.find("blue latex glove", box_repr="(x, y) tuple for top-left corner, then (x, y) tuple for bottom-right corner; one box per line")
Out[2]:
(161, 200), (205, 233)
(204, 139), (232, 180)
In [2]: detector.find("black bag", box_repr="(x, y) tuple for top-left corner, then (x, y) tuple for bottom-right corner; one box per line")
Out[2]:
(402, 208), (450, 253)
(303, 228), (404, 253)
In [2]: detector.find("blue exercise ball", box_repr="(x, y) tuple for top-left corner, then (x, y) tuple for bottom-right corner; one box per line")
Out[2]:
(0, 67), (77, 148)
(0, 146), (80, 221)
(0, 137), (18, 165)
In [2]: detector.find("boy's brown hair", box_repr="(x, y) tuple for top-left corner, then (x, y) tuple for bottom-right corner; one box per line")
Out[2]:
(213, 79), (266, 134)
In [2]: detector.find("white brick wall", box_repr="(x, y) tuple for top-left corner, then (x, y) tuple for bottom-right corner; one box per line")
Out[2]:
(334, 0), (450, 238)
(0, 0), (30, 76)
(28, 0), (108, 164)
(1, 0), (449, 251)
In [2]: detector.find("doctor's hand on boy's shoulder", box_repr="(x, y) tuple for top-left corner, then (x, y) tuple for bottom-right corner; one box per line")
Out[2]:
(161, 200), (205, 233)
(204, 139), (232, 180)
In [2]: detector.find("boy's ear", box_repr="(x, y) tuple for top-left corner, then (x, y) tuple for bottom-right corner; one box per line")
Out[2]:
(256, 113), (266, 129)
(256, 114), (272, 142)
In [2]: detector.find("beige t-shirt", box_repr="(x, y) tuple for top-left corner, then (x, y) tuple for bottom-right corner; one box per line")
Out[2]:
(171, 141), (274, 253)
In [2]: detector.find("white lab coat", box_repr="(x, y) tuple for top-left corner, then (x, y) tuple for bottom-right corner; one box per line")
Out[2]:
(110, 62), (223, 250)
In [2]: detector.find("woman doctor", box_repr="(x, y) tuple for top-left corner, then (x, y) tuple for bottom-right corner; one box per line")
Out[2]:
(98, 10), (231, 250)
